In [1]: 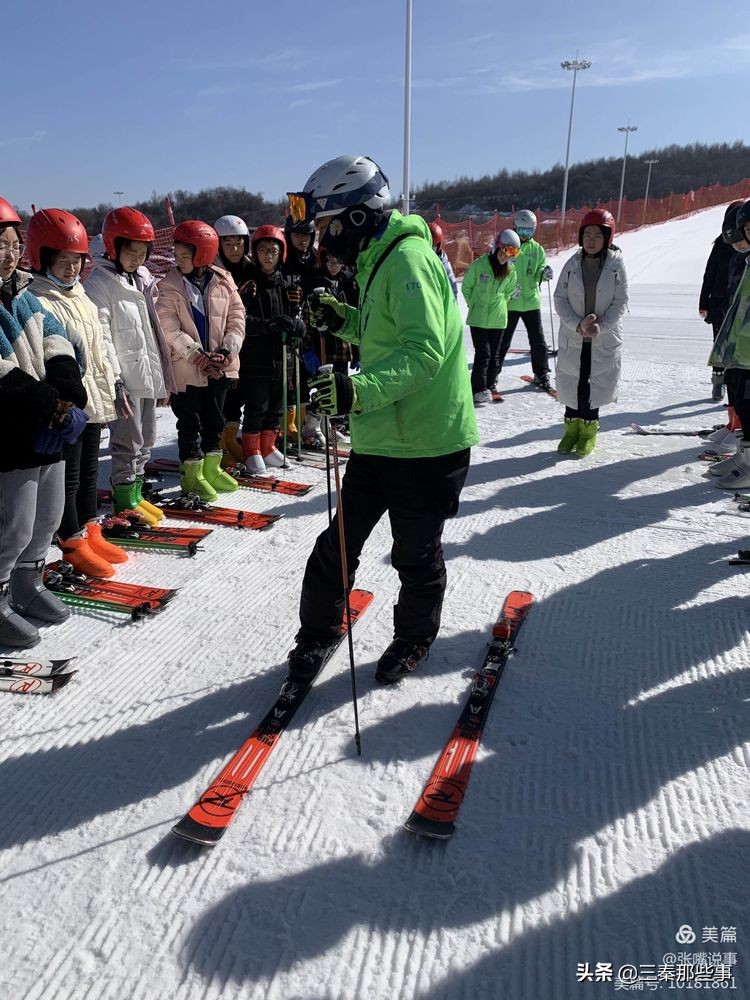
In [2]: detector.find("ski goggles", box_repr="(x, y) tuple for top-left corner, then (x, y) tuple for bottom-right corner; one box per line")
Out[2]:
(499, 243), (521, 258)
(516, 226), (535, 240)
(287, 191), (314, 225)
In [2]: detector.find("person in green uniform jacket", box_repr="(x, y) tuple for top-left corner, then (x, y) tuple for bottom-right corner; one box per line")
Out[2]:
(495, 209), (555, 391)
(285, 154), (479, 685)
(462, 229), (521, 404)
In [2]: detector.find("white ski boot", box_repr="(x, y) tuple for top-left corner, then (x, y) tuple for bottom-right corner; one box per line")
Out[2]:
(714, 439), (750, 490)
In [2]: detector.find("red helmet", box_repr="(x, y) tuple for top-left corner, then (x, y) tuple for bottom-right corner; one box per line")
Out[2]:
(26, 209), (89, 271)
(0, 196), (21, 227)
(102, 207), (155, 259)
(173, 220), (219, 268)
(251, 224), (286, 263)
(428, 221), (444, 247)
(579, 208), (616, 248)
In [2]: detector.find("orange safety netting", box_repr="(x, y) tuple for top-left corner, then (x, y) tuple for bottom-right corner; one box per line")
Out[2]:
(433, 177), (750, 277)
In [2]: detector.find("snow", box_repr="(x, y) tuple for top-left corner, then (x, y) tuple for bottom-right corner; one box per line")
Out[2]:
(2, 204), (747, 1000)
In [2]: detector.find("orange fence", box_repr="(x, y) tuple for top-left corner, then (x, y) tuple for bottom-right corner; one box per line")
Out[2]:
(433, 178), (750, 277)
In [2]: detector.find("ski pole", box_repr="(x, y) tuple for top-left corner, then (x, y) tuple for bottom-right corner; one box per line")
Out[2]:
(546, 281), (558, 375)
(317, 363), (361, 754)
(281, 336), (289, 464)
(294, 347), (303, 468)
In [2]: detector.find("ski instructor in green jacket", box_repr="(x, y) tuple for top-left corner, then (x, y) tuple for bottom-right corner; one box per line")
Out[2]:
(286, 154), (478, 685)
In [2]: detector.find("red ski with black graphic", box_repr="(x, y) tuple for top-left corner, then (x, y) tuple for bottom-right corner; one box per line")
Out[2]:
(172, 588), (373, 846)
(156, 495), (281, 530)
(520, 374), (557, 398)
(404, 590), (533, 840)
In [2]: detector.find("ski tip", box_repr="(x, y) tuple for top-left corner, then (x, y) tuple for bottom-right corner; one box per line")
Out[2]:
(171, 813), (226, 847)
(52, 670), (77, 691)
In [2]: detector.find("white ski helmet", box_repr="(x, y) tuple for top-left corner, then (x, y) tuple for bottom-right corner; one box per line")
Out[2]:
(494, 229), (521, 252)
(301, 155), (390, 220)
(514, 209), (537, 231)
(214, 215), (250, 238)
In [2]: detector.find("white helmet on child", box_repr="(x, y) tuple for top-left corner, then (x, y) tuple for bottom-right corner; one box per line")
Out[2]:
(214, 215), (250, 238)
(514, 209), (537, 231)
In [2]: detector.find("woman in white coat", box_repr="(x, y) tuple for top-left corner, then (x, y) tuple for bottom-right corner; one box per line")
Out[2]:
(553, 209), (629, 456)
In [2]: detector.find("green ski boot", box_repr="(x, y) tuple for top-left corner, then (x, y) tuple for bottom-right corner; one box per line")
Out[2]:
(576, 419), (599, 457)
(557, 418), (582, 453)
(202, 451), (239, 494)
(180, 459), (218, 501)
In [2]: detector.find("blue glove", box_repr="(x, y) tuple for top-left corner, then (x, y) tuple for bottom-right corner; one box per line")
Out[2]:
(308, 372), (356, 416)
(34, 406), (88, 453)
(59, 406), (89, 443)
(303, 350), (322, 375)
(34, 424), (67, 455)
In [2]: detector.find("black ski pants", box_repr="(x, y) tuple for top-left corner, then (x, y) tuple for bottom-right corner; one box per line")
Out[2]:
(170, 378), (228, 461)
(58, 422), (102, 538)
(470, 327), (504, 393)
(298, 448), (471, 644)
(497, 308), (550, 377)
(727, 369), (750, 439)
(563, 340), (599, 421)
(240, 373), (284, 434)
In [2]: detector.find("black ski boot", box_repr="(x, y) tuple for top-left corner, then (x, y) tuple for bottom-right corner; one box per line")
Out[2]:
(375, 637), (430, 684)
(533, 373), (553, 393)
(0, 580), (40, 648)
(287, 636), (340, 684)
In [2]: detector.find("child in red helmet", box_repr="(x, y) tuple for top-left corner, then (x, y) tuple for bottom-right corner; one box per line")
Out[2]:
(237, 225), (306, 473)
(553, 209), (629, 456)
(27, 208), (127, 578)
(84, 207), (176, 523)
(155, 221), (245, 498)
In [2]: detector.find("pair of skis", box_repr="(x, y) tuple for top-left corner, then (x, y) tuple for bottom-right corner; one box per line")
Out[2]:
(145, 459), (314, 497)
(1, 657), (77, 695)
(172, 590), (532, 846)
(44, 563), (177, 620)
(101, 519), (211, 556)
(154, 495), (282, 530)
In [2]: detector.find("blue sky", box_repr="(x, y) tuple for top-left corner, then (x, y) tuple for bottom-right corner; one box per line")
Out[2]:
(3, 1), (746, 213)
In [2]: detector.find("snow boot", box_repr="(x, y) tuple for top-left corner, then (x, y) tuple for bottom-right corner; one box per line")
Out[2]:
(260, 429), (286, 469)
(711, 373), (725, 402)
(203, 451), (239, 493)
(220, 421), (244, 468)
(287, 635), (341, 683)
(85, 521), (128, 564)
(58, 533), (115, 578)
(10, 560), (70, 624)
(375, 637), (430, 684)
(179, 459), (218, 501)
(134, 477), (164, 522)
(709, 431), (743, 476)
(533, 373), (553, 393)
(473, 389), (492, 405)
(111, 482), (158, 526)
(242, 432), (266, 475)
(0, 580), (40, 648)
(715, 440), (750, 490)
(576, 419), (599, 457)
(557, 417), (581, 453)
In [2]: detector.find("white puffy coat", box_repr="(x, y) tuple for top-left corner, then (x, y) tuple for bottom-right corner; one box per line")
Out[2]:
(553, 247), (629, 409)
(83, 258), (172, 400)
(32, 275), (117, 424)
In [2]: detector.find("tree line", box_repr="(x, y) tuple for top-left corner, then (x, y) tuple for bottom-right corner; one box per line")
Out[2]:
(412, 141), (750, 217)
(17, 140), (748, 231)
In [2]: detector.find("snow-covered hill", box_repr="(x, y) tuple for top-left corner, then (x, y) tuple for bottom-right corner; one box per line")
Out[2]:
(2, 204), (746, 1000)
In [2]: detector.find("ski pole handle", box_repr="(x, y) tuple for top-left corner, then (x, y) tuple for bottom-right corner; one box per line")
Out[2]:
(317, 364), (334, 375)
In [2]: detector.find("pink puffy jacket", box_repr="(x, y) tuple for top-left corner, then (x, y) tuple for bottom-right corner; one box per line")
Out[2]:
(156, 266), (245, 391)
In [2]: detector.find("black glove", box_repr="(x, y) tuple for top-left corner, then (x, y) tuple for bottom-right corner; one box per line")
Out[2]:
(268, 314), (306, 345)
(308, 371), (356, 416)
(305, 290), (347, 333)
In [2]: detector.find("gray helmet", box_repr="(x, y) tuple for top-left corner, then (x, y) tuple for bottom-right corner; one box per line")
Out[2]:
(514, 209), (537, 231)
(302, 155), (390, 219)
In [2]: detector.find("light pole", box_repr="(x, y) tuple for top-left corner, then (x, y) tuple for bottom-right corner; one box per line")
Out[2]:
(113, 190), (123, 205)
(616, 125), (637, 225)
(642, 158), (659, 225)
(401, 0), (413, 215)
(560, 58), (591, 232)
